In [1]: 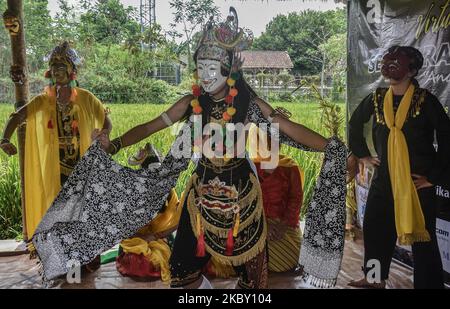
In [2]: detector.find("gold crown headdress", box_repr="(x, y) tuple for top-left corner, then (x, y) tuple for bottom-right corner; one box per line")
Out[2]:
(44, 41), (82, 71)
(196, 7), (253, 69)
(43, 41), (83, 92)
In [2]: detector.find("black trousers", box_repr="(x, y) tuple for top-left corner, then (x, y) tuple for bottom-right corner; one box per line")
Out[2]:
(363, 183), (444, 289)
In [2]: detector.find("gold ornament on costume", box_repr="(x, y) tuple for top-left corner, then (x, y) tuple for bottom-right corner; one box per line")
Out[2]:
(3, 10), (20, 36)
(272, 107), (292, 119)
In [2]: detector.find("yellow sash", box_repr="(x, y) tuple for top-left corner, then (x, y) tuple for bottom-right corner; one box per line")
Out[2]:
(25, 88), (105, 237)
(249, 124), (305, 185)
(383, 84), (430, 245)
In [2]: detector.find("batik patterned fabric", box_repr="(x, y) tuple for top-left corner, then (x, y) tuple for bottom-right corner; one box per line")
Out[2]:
(32, 122), (192, 284)
(32, 98), (347, 288)
(297, 139), (347, 287)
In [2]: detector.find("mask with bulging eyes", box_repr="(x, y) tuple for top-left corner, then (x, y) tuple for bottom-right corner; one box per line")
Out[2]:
(197, 59), (228, 94)
(381, 49), (412, 81)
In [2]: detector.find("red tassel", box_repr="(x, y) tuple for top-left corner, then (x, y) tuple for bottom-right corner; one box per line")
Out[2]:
(69, 72), (77, 80)
(196, 231), (206, 257)
(225, 228), (234, 256)
(47, 119), (54, 129)
(71, 120), (78, 135)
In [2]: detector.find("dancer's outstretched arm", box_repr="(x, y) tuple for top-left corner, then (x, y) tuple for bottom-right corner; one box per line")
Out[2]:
(253, 97), (328, 151)
(250, 97), (358, 181)
(100, 95), (192, 153)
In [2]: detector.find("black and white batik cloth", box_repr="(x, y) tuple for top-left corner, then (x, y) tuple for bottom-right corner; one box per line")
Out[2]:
(247, 99), (347, 288)
(32, 122), (192, 283)
(33, 99), (347, 287)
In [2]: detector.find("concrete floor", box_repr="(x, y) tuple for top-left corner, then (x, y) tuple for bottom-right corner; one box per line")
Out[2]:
(0, 233), (413, 289)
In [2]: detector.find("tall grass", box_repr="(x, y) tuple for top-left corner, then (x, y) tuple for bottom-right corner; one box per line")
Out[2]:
(0, 156), (22, 239)
(0, 101), (345, 238)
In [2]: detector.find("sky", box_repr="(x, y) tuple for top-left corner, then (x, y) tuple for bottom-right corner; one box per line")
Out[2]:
(47, 0), (343, 38)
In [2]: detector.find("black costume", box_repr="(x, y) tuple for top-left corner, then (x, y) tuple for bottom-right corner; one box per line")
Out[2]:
(349, 87), (450, 288)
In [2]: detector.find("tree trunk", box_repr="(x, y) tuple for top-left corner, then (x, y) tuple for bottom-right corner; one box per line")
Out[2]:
(186, 41), (192, 73)
(4, 0), (29, 241)
(320, 51), (326, 98)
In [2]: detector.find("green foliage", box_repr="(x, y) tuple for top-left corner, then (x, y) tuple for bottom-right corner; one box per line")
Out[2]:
(319, 32), (347, 101)
(0, 101), (345, 237)
(23, 0), (54, 72)
(81, 74), (178, 104)
(169, 0), (219, 70)
(53, 0), (80, 42)
(278, 92), (295, 102)
(277, 70), (292, 88)
(311, 84), (345, 140)
(253, 9), (346, 76)
(0, 155), (22, 240)
(78, 0), (140, 45)
(0, 0), (54, 76)
(1, 0), (180, 105)
(74, 43), (179, 103)
(255, 72), (277, 87)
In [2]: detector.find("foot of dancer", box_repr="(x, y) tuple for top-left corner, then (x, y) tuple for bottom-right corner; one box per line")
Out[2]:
(183, 275), (213, 289)
(82, 255), (101, 274)
(348, 277), (386, 289)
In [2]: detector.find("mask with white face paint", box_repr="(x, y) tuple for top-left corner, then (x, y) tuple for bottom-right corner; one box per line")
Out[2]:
(197, 59), (228, 94)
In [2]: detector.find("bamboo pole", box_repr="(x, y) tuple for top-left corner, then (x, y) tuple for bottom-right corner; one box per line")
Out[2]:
(3, 0), (29, 241)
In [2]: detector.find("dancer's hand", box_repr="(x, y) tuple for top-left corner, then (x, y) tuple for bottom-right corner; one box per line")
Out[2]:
(412, 174), (433, 190)
(91, 129), (102, 141)
(91, 129), (110, 150)
(346, 154), (358, 183)
(359, 156), (380, 169)
(0, 140), (17, 156)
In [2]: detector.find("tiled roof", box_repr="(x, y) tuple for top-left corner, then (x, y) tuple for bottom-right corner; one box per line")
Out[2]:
(241, 51), (294, 69)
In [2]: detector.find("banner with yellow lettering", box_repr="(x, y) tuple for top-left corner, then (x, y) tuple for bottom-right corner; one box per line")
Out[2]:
(348, 0), (450, 115)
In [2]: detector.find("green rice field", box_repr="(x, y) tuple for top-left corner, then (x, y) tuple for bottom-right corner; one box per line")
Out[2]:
(0, 101), (345, 239)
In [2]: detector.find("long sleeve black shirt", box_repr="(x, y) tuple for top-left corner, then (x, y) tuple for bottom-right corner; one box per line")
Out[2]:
(349, 87), (450, 190)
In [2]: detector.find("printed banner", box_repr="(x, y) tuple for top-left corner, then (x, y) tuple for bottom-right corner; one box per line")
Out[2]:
(347, 0), (450, 115)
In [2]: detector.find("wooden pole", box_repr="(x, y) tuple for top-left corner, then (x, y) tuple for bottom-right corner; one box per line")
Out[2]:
(3, 0), (29, 241)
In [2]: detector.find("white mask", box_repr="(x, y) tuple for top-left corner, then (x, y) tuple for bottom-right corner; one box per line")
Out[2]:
(197, 59), (228, 94)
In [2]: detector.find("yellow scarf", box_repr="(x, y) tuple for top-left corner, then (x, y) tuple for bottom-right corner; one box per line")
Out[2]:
(383, 84), (430, 245)
(25, 87), (105, 237)
(136, 189), (181, 235)
(248, 124), (305, 185)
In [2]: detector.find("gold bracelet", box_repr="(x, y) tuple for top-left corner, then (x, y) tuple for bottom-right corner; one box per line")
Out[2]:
(160, 112), (173, 127)
(110, 137), (123, 155)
